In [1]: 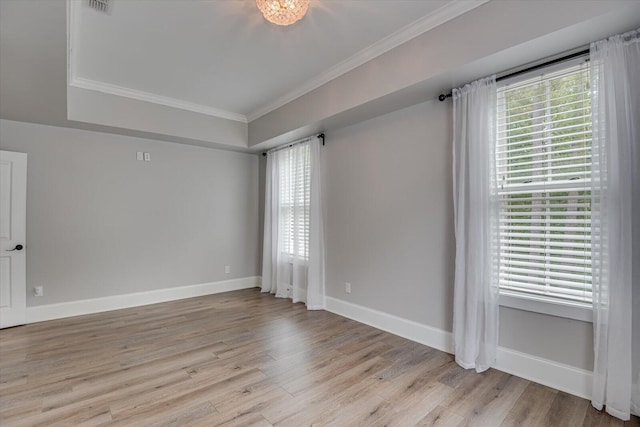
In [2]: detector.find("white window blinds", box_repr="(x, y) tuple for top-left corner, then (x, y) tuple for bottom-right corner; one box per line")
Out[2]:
(277, 143), (311, 260)
(496, 62), (592, 305)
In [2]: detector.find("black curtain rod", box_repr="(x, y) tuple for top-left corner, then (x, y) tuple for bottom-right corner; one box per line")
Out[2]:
(262, 133), (325, 157)
(438, 49), (590, 102)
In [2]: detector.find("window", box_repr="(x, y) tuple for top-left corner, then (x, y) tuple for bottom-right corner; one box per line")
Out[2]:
(278, 143), (311, 260)
(496, 62), (592, 307)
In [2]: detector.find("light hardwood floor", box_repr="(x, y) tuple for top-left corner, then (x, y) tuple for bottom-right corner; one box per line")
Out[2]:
(1, 288), (637, 426)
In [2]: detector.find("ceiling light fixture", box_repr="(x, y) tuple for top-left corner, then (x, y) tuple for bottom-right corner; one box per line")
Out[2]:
(256, 0), (310, 26)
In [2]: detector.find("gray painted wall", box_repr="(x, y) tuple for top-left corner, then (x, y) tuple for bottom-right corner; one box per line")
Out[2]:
(0, 119), (260, 307)
(322, 100), (594, 371)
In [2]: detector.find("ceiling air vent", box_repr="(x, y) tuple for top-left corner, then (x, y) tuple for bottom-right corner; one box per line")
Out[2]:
(87, 0), (111, 14)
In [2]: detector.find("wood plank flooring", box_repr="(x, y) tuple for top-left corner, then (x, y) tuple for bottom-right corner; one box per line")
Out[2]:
(1, 288), (637, 426)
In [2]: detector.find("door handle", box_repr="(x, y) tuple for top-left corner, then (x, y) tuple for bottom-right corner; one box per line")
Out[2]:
(6, 244), (23, 251)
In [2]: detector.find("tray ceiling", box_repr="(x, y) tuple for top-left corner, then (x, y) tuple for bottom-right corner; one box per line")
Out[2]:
(70, 0), (477, 121)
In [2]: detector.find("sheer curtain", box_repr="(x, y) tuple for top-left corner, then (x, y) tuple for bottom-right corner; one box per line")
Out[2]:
(452, 76), (500, 372)
(590, 29), (639, 421)
(261, 136), (326, 310)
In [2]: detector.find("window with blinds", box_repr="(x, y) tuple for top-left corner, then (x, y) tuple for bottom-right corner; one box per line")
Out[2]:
(496, 62), (592, 305)
(278, 144), (311, 260)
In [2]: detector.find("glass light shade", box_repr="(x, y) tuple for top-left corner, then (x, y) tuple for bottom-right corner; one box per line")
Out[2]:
(256, 0), (310, 26)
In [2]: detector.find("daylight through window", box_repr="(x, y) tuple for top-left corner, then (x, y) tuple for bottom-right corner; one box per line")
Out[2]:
(278, 144), (311, 260)
(496, 62), (593, 305)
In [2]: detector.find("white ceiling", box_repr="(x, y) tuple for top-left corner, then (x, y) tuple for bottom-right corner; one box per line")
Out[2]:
(71, 0), (460, 121)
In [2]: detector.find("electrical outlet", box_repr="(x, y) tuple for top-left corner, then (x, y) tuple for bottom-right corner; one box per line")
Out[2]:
(345, 282), (351, 294)
(34, 286), (43, 297)
(143, 152), (151, 162)
(224, 265), (231, 274)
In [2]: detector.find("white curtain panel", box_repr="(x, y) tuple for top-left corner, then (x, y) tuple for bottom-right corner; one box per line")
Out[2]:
(261, 147), (280, 296)
(452, 76), (500, 373)
(261, 136), (326, 310)
(306, 139), (326, 309)
(590, 29), (639, 421)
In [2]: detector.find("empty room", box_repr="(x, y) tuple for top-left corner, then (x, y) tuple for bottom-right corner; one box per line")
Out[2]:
(0, 0), (638, 425)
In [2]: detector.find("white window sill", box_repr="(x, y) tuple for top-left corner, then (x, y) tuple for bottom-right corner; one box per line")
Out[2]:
(499, 292), (593, 323)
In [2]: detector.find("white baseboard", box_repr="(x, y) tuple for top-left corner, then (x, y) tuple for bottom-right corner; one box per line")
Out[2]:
(495, 346), (592, 400)
(325, 296), (454, 353)
(325, 296), (593, 400)
(26, 276), (261, 324)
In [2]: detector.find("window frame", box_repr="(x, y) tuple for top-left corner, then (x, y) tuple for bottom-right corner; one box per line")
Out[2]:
(495, 56), (593, 323)
(277, 144), (311, 262)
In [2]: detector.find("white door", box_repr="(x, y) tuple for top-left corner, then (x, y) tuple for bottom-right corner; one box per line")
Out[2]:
(0, 151), (27, 328)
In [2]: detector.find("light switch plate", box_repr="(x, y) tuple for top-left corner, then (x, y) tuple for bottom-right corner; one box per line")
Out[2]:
(136, 152), (144, 161)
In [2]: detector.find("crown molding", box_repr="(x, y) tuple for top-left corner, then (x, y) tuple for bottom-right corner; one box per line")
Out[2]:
(69, 77), (248, 123)
(67, 0), (246, 123)
(247, 0), (489, 122)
